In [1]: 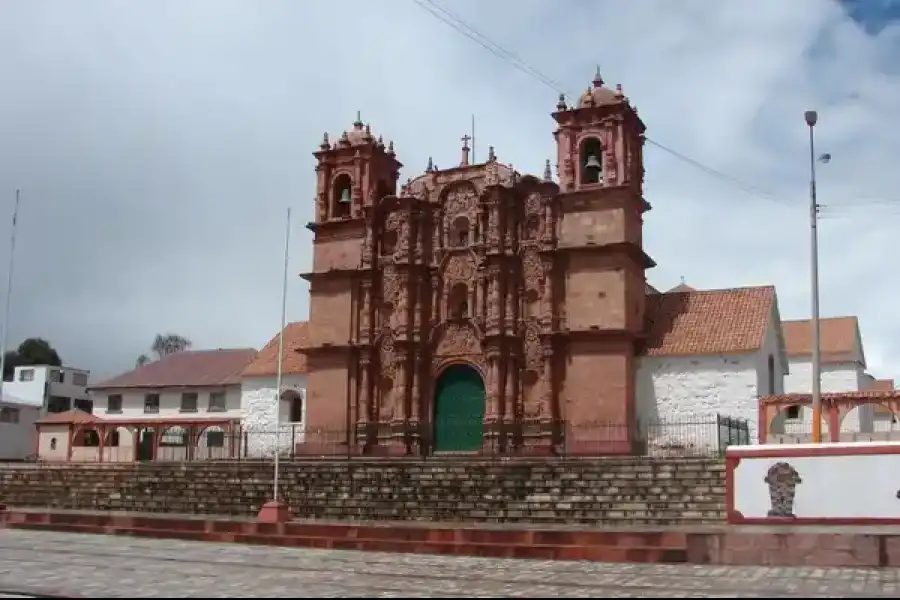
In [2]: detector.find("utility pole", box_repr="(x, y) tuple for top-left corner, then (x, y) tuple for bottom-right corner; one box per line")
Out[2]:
(0, 189), (21, 397)
(805, 110), (822, 443)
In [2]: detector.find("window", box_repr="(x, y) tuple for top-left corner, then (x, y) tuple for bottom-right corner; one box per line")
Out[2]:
(208, 392), (227, 412)
(180, 392), (198, 412)
(0, 407), (19, 423)
(47, 396), (71, 413)
(82, 430), (100, 447)
(73, 399), (93, 414)
(144, 393), (160, 414)
(107, 395), (123, 414)
(785, 405), (800, 420)
(72, 372), (88, 387)
(49, 370), (64, 383)
(767, 355), (775, 395)
(18, 369), (34, 382)
(206, 430), (225, 448)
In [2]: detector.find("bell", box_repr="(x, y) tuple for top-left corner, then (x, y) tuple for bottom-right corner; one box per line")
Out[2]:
(584, 153), (602, 171)
(339, 187), (351, 203)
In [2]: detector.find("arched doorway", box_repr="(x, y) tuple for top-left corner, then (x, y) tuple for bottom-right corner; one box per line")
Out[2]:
(433, 364), (485, 452)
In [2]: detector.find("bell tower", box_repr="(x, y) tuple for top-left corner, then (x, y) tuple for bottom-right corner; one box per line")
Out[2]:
(551, 67), (655, 453)
(302, 113), (402, 444)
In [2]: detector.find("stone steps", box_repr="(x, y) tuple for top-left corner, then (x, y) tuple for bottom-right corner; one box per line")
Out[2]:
(0, 457), (729, 525)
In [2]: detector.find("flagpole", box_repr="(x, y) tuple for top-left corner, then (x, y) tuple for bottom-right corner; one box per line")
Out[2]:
(0, 189), (21, 396)
(273, 206), (291, 503)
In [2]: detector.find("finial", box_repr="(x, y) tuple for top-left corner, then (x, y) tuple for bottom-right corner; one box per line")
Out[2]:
(680, 276), (686, 285)
(487, 146), (496, 162)
(354, 111), (363, 128)
(543, 159), (552, 182)
(387, 140), (395, 154)
(615, 83), (623, 97)
(340, 131), (350, 145)
(593, 65), (604, 87)
(426, 156), (434, 172)
(377, 134), (384, 147)
(460, 133), (472, 167)
(556, 93), (566, 111)
(320, 132), (330, 149)
(364, 123), (371, 137)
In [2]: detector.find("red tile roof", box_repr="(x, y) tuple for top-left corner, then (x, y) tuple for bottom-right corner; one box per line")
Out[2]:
(643, 286), (776, 356)
(242, 322), (308, 377)
(91, 348), (257, 390)
(871, 379), (895, 392)
(782, 317), (860, 364)
(36, 409), (103, 425)
(761, 391), (900, 405)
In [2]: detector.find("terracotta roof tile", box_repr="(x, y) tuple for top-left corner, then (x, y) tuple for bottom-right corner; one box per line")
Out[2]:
(241, 322), (308, 378)
(91, 348), (257, 390)
(761, 391), (900, 405)
(36, 409), (103, 425)
(643, 286), (775, 356)
(782, 317), (859, 363)
(871, 379), (895, 392)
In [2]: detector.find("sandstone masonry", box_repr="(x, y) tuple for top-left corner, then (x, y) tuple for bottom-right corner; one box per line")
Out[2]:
(0, 457), (726, 525)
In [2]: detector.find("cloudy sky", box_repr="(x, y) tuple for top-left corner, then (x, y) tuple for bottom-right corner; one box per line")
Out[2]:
(0, 0), (898, 381)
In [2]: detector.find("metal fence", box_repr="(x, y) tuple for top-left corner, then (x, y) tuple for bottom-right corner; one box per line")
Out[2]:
(43, 414), (750, 464)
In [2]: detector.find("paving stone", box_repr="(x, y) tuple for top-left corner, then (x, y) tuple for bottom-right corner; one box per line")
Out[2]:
(0, 530), (898, 597)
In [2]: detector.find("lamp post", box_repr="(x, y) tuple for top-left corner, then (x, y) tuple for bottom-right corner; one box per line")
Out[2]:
(805, 110), (823, 443)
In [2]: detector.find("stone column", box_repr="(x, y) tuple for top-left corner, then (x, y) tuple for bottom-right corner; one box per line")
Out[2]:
(485, 356), (499, 420)
(359, 282), (371, 343)
(431, 274), (441, 324)
(393, 350), (408, 423)
(357, 356), (371, 426)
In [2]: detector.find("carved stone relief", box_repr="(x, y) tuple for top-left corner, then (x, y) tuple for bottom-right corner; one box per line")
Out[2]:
(443, 254), (475, 284)
(435, 324), (480, 357)
(378, 334), (396, 421)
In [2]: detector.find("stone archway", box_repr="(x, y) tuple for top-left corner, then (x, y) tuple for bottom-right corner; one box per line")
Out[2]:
(433, 364), (485, 452)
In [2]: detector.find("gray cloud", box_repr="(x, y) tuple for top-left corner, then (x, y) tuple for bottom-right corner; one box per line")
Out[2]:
(0, 0), (898, 381)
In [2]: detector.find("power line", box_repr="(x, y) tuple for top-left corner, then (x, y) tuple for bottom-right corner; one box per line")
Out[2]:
(410, 0), (791, 207)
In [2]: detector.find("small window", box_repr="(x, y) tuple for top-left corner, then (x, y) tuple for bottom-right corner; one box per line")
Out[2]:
(180, 392), (198, 413)
(785, 405), (800, 419)
(206, 430), (225, 448)
(144, 393), (160, 414)
(18, 369), (34, 382)
(73, 399), (93, 414)
(289, 394), (304, 422)
(72, 372), (88, 387)
(208, 392), (227, 412)
(106, 430), (120, 447)
(49, 437), (57, 450)
(332, 174), (352, 219)
(0, 407), (19, 423)
(107, 394), (123, 414)
(767, 355), (775, 395)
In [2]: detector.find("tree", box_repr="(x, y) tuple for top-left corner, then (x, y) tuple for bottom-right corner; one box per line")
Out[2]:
(2, 337), (63, 381)
(134, 333), (192, 368)
(151, 333), (192, 360)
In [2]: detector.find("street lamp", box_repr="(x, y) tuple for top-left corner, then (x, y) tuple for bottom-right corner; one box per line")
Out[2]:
(805, 110), (824, 443)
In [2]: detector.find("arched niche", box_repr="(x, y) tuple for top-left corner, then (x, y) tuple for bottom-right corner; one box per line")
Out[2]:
(448, 282), (469, 320)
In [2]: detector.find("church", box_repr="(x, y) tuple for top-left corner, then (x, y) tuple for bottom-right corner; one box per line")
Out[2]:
(291, 69), (783, 456)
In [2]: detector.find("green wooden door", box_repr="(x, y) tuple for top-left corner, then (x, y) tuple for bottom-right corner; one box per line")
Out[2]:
(433, 365), (485, 452)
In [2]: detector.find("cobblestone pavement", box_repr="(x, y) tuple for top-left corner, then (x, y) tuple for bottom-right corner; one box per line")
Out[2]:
(0, 530), (899, 598)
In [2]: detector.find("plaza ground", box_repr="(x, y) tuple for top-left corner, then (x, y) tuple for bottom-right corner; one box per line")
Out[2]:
(0, 530), (898, 598)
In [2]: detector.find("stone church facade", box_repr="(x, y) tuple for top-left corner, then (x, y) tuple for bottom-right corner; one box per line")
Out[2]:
(300, 71), (655, 456)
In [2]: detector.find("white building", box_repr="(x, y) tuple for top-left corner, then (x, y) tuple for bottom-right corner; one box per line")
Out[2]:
(636, 284), (788, 451)
(239, 321), (308, 457)
(4, 364), (91, 413)
(80, 348), (257, 461)
(780, 317), (874, 434)
(0, 391), (41, 460)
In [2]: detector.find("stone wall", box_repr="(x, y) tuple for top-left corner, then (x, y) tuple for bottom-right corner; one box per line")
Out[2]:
(0, 457), (726, 525)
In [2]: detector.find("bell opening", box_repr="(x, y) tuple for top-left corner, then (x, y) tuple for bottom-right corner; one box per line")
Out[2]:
(580, 137), (604, 185)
